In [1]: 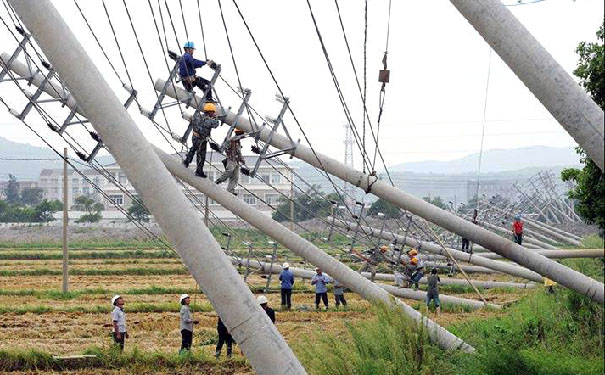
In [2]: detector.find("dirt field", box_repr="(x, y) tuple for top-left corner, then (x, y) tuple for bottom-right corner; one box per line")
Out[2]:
(0, 241), (531, 374)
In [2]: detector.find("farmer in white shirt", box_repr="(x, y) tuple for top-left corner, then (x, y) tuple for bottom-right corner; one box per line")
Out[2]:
(111, 295), (127, 350)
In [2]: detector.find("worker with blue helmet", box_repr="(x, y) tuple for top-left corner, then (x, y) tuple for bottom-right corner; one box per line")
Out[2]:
(179, 41), (216, 102)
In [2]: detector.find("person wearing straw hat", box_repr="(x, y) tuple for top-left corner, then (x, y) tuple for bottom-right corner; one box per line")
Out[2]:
(278, 262), (294, 310)
(179, 294), (199, 353)
(110, 295), (127, 350)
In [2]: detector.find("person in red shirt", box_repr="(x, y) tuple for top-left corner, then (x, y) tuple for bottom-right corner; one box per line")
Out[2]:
(512, 215), (524, 245)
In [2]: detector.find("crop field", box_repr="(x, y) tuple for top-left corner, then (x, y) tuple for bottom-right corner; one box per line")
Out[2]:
(0, 237), (602, 374)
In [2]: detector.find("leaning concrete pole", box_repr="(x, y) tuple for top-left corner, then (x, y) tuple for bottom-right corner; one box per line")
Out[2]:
(7, 1), (305, 373)
(156, 82), (604, 304)
(331, 218), (543, 282)
(449, 0), (605, 170)
(156, 149), (474, 352)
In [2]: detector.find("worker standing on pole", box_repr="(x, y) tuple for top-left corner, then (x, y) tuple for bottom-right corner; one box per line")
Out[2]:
(279, 262), (294, 310)
(183, 103), (220, 178)
(179, 294), (199, 354)
(215, 129), (245, 195)
(512, 215), (524, 245)
(179, 41), (216, 102)
(111, 295), (128, 350)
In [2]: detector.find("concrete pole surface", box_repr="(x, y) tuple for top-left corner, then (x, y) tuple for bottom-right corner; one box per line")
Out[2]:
(449, 0), (604, 170)
(156, 81), (603, 304)
(331, 218), (543, 282)
(478, 249), (605, 260)
(9, 2), (305, 373)
(157, 148), (474, 352)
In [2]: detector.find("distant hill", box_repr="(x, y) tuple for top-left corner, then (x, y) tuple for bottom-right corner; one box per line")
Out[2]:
(390, 146), (581, 174)
(0, 136), (114, 181)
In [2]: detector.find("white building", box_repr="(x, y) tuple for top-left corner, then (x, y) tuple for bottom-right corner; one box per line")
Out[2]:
(38, 153), (293, 221)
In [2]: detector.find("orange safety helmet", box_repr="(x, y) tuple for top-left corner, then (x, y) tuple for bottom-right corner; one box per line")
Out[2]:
(408, 249), (418, 256)
(203, 102), (216, 112)
(379, 245), (389, 253)
(410, 257), (418, 265)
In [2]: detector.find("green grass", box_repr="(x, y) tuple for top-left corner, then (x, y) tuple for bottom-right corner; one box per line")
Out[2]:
(0, 250), (176, 260)
(0, 346), (248, 372)
(297, 258), (604, 375)
(0, 267), (189, 277)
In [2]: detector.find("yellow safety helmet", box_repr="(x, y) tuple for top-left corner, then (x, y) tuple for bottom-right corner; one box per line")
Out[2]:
(203, 102), (216, 112)
(410, 257), (418, 265)
(380, 245), (389, 252)
(408, 249), (418, 256)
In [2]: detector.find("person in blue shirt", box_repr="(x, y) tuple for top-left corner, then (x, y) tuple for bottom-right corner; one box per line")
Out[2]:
(179, 41), (216, 102)
(278, 262), (294, 310)
(311, 267), (330, 310)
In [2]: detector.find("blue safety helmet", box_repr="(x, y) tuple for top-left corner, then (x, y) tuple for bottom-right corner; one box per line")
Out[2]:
(183, 41), (195, 49)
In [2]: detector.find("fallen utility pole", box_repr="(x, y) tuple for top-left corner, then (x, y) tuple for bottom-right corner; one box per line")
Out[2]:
(7, 2), (305, 373)
(477, 249), (605, 260)
(157, 148), (474, 352)
(448, 0), (604, 170)
(156, 81), (603, 304)
(331, 218), (542, 282)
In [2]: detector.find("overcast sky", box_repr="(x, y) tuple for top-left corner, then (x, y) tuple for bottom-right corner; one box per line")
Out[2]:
(0, 0), (603, 171)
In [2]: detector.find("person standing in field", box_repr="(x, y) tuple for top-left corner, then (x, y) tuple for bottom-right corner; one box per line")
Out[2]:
(426, 268), (441, 315)
(111, 295), (128, 350)
(333, 278), (347, 308)
(179, 294), (199, 354)
(215, 317), (234, 359)
(257, 295), (276, 324)
(279, 262), (294, 310)
(311, 267), (330, 310)
(512, 215), (524, 245)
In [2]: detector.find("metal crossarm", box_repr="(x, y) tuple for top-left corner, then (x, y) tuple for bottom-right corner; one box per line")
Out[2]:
(18, 68), (57, 119)
(247, 95), (299, 178)
(147, 55), (181, 120)
(0, 31), (30, 82)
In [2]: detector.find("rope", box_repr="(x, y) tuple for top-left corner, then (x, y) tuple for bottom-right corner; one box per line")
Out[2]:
(474, 48), (492, 209)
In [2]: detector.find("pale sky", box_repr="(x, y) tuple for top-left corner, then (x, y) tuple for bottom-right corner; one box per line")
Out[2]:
(0, 0), (603, 171)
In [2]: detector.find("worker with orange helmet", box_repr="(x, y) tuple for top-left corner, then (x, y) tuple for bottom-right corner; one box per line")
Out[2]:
(407, 248), (425, 290)
(182, 102), (221, 178)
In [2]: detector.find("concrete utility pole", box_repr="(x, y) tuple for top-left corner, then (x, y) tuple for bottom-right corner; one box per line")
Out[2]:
(449, 0), (605, 171)
(156, 82), (604, 304)
(156, 149), (474, 352)
(8, 1), (305, 373)
(62, 147), (68, 293)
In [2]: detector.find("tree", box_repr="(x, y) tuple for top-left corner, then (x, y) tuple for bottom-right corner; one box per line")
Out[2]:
(368, 198), (402, 219)
(127, 196), (150, 222)
(72, 195), (103, 223)
(20, 187), (43, 206)
(32, 199), (60, 222)
(4, 174), (19, 204)
(272, 185), (332, 222)
(562, 22), (605, 231)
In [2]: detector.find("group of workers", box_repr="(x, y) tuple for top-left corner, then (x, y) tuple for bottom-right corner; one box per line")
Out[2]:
(278, 263), (347, 311)
(178, 41), (245, 194)
(110, 293), (275, 357)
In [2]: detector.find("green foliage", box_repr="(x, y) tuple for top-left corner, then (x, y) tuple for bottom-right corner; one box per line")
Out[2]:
(20, 187), (43, 205)
(574, 22), (604, 108)
(561, 22), (605, 232)
(4, 174), (19, 204)
(561, 149), (605, 231)
(368, 198), (402, 219)
(297, 303), (454, 375)
(72, 195), (104, 223)
(127, 195), (150, 223)
(272, 185), (333, 222)
(423, 195), (448, 210)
